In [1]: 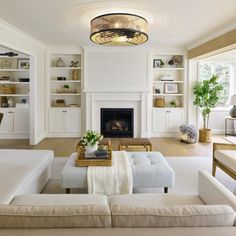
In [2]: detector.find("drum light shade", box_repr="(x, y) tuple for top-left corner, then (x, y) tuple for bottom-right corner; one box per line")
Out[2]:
(90, 13), (148, 46)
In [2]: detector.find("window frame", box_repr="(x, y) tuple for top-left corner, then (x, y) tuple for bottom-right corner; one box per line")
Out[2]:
(197, 60), (235, 110)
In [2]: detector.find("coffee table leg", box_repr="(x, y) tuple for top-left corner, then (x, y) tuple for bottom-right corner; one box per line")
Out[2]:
(66, 188), (70, 194)
(164, 187), (168, 193)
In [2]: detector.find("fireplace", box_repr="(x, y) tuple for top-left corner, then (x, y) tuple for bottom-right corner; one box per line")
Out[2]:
(101, 108), (134, 138)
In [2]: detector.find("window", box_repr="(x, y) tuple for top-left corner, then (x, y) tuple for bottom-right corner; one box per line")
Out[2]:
(199, 62), (234, 107)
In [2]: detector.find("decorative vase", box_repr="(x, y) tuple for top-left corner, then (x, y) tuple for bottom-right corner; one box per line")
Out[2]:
(7, 98), (14, 107)
(85, 143), (98, 155)
(56, 57), (65, 67)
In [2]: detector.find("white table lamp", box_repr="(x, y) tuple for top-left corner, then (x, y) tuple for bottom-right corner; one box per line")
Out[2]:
(229, 95), (236, 117)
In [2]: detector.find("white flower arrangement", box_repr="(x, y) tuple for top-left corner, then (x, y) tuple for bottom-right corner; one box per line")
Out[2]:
(79, 130), (103, 146)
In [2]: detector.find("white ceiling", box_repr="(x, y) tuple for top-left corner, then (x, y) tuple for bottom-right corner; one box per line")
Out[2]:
(1, 0), (236, 48)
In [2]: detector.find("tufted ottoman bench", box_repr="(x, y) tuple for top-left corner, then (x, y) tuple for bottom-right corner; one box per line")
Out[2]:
(61, 152), (174, 194)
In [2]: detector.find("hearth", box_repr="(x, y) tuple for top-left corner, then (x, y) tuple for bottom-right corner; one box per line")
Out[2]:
(101, 108), (134, 138)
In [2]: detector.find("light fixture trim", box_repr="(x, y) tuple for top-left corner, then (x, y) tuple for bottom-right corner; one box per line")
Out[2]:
(90, 13), (148, 46)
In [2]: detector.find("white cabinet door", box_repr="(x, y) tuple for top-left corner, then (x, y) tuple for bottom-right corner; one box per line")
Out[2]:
(152, 109), (168, 133)
(49, 109), (64, 133)
(13, 110), (29, 134)
(66, 109), (81, 133)
(152, 108), (184, 135)
(0, 111), (12, 134)
(49, 109), (81, 135)
(168, 109), (184, 133)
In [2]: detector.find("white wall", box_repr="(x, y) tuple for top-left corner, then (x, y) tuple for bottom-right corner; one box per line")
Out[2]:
(0, 19), (46, 144)
(84, 46), (151, 92)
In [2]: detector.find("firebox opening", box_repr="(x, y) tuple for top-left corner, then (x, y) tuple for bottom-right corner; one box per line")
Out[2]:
(100, 108), (134, 138)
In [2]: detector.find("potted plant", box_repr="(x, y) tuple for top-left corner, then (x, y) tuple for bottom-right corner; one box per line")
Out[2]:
(170, 100), (177, 108)
(79, 130), (103, 154)
(63, 84), (69, 92)
(193, 75), (223, 142)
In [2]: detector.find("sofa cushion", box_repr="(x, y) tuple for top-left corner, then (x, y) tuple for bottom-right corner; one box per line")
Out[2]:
(0, 205), (111, 228)
(11, 194), (108, 206)
(111, 204), (235, 227)
(214, 150), (236, 172)
(109, 193), (204, 207)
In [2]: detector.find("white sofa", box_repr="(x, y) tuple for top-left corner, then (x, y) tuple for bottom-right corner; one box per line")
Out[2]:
(0, 149), (54, 204)
(0, 171), (235, 236)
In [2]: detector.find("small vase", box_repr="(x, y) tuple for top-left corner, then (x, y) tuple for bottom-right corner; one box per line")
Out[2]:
(85, 143), (98, 155)
(56, 57), (65, 67)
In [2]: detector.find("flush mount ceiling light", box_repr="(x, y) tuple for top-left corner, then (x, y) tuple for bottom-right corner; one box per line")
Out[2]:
(90, 13), (148, 46)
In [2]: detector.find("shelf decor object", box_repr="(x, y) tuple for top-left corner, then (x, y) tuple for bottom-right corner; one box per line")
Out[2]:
(90, 13), (148, 46)
(228, 95), (236, 117)
(17, 59), (29, 69)
(164, 83), (178, 94)
(56, 57), (65, 67)
(155, 97), (166, 107)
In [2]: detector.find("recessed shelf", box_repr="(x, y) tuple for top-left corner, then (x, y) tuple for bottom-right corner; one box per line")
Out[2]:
(0, 94), (29, 96)
(0, 81), (30, 84)
(153, 81), (184, 83)
(0, 69), (29, 72)
(153, 93), (184, 96)
(50, 80), (81, 83)
(50, 93), (81, 96)
(153, 107), (184, 109)
(50, 107), (81, 109)
(153, 67), (184, 71)
(50, 67), (81, 70)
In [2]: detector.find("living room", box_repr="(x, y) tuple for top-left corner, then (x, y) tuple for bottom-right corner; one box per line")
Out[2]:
(0, 0), (236, 235)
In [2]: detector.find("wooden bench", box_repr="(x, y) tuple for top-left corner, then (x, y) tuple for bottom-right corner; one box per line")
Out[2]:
(118, 138), (152, 151)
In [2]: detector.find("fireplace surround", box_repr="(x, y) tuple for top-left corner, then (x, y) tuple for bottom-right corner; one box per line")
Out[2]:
(101, 108), (134, 138)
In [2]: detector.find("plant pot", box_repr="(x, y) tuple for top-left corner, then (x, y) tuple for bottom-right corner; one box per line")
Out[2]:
(199, 129), (212, 143)
(85, 143), (98, 155)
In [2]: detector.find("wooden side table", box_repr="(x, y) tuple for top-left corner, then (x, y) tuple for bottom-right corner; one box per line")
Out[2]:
(118, 138), (152, 151)
(225, 116), (236, 137)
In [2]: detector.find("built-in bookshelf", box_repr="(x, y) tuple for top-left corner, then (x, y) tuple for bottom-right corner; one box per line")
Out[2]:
(152, 55), (185, 108)
(49, 54), (82, 108)
(0, 57), (30, 108)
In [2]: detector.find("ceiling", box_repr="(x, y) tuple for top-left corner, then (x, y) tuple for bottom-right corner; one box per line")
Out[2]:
(1, 0), (236, 48)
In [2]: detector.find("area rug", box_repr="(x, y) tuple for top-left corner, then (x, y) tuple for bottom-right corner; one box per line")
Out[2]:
(42, 156), (236, 194)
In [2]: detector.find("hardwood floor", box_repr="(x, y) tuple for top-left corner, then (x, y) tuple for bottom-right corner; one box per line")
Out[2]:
(0, 135), (230, 157)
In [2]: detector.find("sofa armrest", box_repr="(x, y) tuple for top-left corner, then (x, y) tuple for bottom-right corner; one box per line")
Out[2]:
(213, 143), (236, 155)
(198, 171), (236, 212)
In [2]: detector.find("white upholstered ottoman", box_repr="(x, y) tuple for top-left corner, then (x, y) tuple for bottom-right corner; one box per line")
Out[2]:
(61, 152), (174, 194)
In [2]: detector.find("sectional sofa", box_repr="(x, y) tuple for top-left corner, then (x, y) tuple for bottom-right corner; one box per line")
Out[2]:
(0, 170), (235, 236)
(0, 149), (54, 205)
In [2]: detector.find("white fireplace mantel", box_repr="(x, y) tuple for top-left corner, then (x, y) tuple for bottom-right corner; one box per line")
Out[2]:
(85, 91), (151, 137)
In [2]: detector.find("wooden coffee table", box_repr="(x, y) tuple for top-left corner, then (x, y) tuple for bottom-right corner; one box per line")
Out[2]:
(118, 138), (152, 151)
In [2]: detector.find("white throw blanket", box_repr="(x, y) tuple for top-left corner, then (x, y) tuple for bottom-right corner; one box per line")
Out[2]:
(87, 151), (133, 195)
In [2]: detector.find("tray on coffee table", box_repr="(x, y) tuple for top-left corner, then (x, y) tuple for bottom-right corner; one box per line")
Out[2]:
(75, 148), (112, 167)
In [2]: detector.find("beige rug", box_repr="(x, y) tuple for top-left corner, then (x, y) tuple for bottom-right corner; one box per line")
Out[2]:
(224, 136), (236, 144)
(42, 156), (236, 195)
